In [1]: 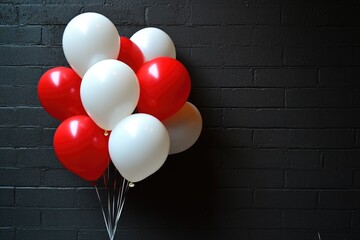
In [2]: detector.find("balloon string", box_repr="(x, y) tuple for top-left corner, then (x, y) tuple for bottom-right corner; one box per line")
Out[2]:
(96, 164), (130, 240)
(112, 179), (129, 239)
(107, 166), (113, 237)
(111, 167), (117, 238)
(94, 185), (111, 238)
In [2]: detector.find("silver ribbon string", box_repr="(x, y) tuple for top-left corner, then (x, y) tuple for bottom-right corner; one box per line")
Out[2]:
(94, 164), (130, 240)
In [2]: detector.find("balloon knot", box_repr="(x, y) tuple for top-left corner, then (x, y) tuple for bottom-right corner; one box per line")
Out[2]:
(104, 130), (109, 136)
(129, 182), (135, 188)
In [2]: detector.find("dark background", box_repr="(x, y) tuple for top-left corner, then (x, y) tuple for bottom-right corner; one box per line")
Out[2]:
(1, 0), (360, 239)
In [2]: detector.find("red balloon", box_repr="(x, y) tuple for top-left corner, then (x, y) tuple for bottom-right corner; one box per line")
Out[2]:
(136, 57), (191, 120)
(38, 67), (87, 121)
(53, 115), (110, 181)
(117, 36), (144, 73)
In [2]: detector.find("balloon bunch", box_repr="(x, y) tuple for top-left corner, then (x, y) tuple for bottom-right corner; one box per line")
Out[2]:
(37, 12), (202, 239)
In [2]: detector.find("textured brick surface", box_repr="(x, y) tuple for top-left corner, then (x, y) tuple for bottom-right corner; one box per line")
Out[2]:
(0, 0), (359, 239)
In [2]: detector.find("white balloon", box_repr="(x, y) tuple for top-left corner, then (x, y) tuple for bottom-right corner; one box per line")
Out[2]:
(109, 114), (170, 182)
(162, 102), (202, 154)
(130, 27), (176, 62)
(62, 12), (120, 77)
(80, 59), (139, 131)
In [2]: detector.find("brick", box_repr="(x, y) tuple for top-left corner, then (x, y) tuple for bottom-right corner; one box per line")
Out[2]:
(17, 148), (61, 168)
(215, 169), (283, 188)
(116, 26), (139, 39)
(253, 129), (290, 147)
(319, 67), (360, 87)
(355, 89), (360, 107)
(199, 108), (221, 127)
(288, 150), (321, 169)
(189, 68), (253, 87)
(42, 169), (90, 187)
(163, 26), (253, 47)
(213, 189), (252, 209)
(171, 47), (191, 65)
(286, 170), (353, 189)
(189, 88), (221, 108)
(163, 209), (219, 228)
(169, 147), (223, 169)
(107, 0), (187, 5)
(0, 128), (41, 147)
(254, 190), (317, 209)
(283, 210), (351, 229)
(0, 187), (14, 206)
(285, 109), (321, 128)
(282, 6), (314, 25)
(192, 5), (280, 25)
(222, 149), (287, 169)
(315, 7), (356, 26)
(254, 68), (317, 87)
(223, 209), (282, 228)
(41, 26), (65, 46)
(153, 230), (249, 240)
(0, 46), (66, 66)
(254, 26), (316, 46)
(191, 47), (282, 67)
(78, 229), (141, 240)
(251, 230), (316, 240)
(42, 209), (103, 227)
(0, 4), (17, 24)
(76, 188), (99, 208)
(16, 107), (59, 127)
(1, 128), (18, 148)
(218, 129), (253, 147)
(197, 129), (252, 147)
(0, 66), (43, 86)
(222, 89), (284, 108)
(319, 191), (360, 209)
(0, 26), (41, 45)
(354, 47), (360, 66)
(0, 107), (16, 127)
(223, 109), (284, 127)
(136, 229), (249, 240)
(286, 89), (353, 108)
(0, 148), (17, 167)
(262, 1), (344, 6)
(18, 5), (81, 25)
(2, 0), (43, 3)
(15, 230), (77, 240)
(0, 208), (40, 227)
(0, 168), (41, 187)
(352, 211), (360, 228)
(0, 86), (39, 106)
(83, 5), (145, 25)
(122, 206), (201, 228)
(146, 4), (190, 25)
(0, 229), (14, 240)
(318, 231), (360, 240)
(320, 109), (360, 128)
(317, 27), (360, 46)
(254, 129), (355, 148)
(40, 128), (55, 146)
(13, 128), (43, 147)
(16, 188), (76, 207)
(45, 0), (104, 3)
(353, 171), (360, 188)
(325, 150), (360, 169)
(284, 47), (353, 66)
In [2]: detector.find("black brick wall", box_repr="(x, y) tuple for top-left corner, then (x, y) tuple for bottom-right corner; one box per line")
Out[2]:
(1, 0), (360, 239)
